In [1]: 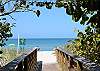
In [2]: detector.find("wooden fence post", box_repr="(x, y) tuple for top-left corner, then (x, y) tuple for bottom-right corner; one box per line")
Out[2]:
(64, 54), (69, 71)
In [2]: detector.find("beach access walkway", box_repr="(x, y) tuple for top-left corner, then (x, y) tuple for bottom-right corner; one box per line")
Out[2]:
(1, 47), (100, 71)
(37, 51), (60, 71)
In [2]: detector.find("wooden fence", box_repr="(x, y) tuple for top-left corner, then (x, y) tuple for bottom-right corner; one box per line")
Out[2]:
(0, 48), (40, 71)
(55, 47), (100, 71)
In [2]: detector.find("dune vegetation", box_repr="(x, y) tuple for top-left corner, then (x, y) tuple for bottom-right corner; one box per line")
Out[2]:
(0, 45), (25, 67)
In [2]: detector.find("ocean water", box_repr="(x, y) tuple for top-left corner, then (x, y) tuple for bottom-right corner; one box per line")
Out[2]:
(5, 38), (73, 51)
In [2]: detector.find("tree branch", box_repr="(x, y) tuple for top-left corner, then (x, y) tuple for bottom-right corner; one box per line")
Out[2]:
(8, 15), (16, 20)
(0, 9), (34, 16)
(0, 10), (16, 16)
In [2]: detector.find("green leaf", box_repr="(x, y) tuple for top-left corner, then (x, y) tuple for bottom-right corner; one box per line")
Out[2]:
(55, 2), (64, 8)
(0, 51), (3, 54)
(0, 6), (4, 13)
(20, 0), (26, 6)
(80, 20), (85, 25)
(80, 15), (89, 25)
(36, 10), (40, 17)
(87, 14), (97, 25)
(46, 3), (53, 9)
(36, 2), (45, 7)
(2, 18), (6, 20)
(77, 32), (84, 38)
(46, 5), (52, 9)
(85, 26), (91, 32)
(65, 2), (74, 15)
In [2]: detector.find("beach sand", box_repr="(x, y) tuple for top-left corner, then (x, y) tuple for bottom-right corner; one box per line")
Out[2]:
(37, 51), (60, 71)
(37, 51), (57, 64)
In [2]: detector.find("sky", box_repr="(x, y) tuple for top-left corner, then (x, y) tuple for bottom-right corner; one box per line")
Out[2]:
(8, 7), (86, 38)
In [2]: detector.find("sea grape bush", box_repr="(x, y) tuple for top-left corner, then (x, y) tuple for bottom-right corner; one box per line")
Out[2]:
(0, 18), (13, 47)
(62, 0), (100, 64)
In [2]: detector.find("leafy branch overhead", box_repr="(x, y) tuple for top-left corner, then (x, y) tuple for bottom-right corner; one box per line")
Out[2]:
(0, 0), (99, 34)
(0, 0), (54, 17)
(0, 0), (100, 23)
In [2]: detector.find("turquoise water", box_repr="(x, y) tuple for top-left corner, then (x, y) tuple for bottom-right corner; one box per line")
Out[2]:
(5, 38), (73, 51)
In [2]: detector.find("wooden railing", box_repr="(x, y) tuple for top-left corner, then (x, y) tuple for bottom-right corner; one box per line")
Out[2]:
(0, 48), (40, 71)
(54, 47), (100, 71)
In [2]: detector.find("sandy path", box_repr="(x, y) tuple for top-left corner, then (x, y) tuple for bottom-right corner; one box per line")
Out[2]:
(37, 51), (57, 64)
(37, 51), (60, 71)
(42, 63), (60, 71)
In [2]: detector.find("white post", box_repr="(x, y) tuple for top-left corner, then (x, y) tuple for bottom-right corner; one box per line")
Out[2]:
(17, 35), (19, 54)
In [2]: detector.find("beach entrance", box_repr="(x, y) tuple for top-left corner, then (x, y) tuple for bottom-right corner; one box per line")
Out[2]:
(37, 51), (60, 71)
(1, 47), (100, 71)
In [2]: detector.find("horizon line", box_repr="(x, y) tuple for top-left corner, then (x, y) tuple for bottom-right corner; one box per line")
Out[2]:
(9, 37), (75, 39)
